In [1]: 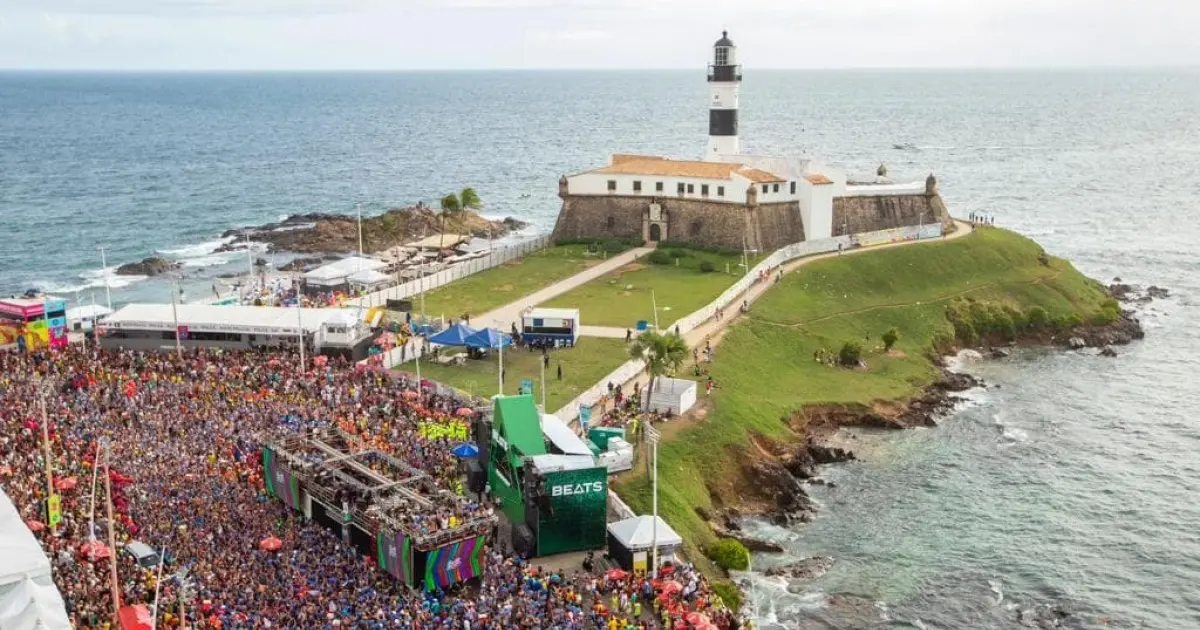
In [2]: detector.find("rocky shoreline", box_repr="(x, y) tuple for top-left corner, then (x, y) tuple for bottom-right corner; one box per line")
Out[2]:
(704, 289), (1157, 557)
(217, 206), (528, 255)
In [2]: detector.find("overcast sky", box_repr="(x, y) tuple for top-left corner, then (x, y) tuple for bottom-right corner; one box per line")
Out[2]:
(1, 0), (1197, 70)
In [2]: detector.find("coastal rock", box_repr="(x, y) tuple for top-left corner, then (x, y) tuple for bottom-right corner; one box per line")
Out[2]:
(1146, 285), (1170, 299)
(1066, 312), (1145, 348)
(764, 556), (834, 580)
(1100, 346), (1118, 357)
(783, 441), (856, 481)
(711, 527), (785, 553)
(116, 257), (180, 277)
(278, 257), (324, 272)
(748, 461), (815, 523)
(934, 368), (980, 392)
(990, 347), (1012, 359)
(1068, 337), (1087, 350)
(219, 207), (529, 255)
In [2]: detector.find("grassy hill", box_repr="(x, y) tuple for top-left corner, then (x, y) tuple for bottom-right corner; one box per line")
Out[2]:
(613, 228), (1116, 571)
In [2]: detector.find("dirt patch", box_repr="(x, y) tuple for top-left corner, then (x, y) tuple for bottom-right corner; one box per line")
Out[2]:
(494, 284), (514, 292)
(886, 349), (908, 359)
(620, 263), (646, 274)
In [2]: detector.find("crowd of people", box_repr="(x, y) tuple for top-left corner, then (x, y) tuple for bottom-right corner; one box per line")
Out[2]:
(1, 344), (741, 629)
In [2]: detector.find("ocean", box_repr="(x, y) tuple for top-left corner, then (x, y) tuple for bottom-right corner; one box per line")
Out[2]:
(1, 70), (1197, 628)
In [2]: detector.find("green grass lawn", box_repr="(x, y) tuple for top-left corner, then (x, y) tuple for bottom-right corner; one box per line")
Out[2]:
(413, 244), (627, 320)
(409, 337), (630, 412)
(541, 248), (760, 329)
(613, 228), (1114, 561)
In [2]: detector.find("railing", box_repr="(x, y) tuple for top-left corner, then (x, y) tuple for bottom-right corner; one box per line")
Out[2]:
(552, 223), (944, 426)
(347, 235), (553, 309)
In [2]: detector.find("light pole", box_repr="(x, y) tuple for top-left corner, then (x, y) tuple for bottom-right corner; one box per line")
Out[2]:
(105, 441), (121, 623)
(170, 279), (183, 359)
(40, 394), (56, 537)
(648, 424), (661, 579)
(493, 319), (506, 396)
(151, 545), (167, 629)
(97, 245), (113, 311)
(651, 290), (659, 331)
(294, 272), (305, 373)
(88, 438), (106, 549)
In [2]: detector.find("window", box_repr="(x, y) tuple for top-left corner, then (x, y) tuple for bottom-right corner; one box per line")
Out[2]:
(717, 186), (725, 197)
(687, 184), (695, 194)
(690, 221), (703, 236)
(677, 183), (685, 195)
(607, 180), (617, 192)
(790, 181), (796, 194)
(762, 184), (769, 194)
(773, 184), (780, 193)
(715, 47), (728, 66)
(701, 184), (709, 196)
(606, 216), (616, 229)
(655, 181), (664, 192)
(633, 180), (642, 193)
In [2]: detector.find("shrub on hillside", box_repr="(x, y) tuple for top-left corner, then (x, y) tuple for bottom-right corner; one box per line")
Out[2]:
(710, 581), (743, 610)
(699, 261), (717, 273)
(647, 250), (672, 265)
(1026, 306), (1050, 330)
(882, 328), (899, 352)
(706, 538), (750, 572)
(1092, 298), (1122, 325)
(839, 341), (864, 366)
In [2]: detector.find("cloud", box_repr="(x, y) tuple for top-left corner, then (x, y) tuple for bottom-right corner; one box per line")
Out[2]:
(528, 29), (612, 43)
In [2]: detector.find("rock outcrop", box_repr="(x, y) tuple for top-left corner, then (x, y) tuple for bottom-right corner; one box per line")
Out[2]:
(116, 257), (180, 277)
(764, 556), (834, 580)
(219, 207), (528, 255)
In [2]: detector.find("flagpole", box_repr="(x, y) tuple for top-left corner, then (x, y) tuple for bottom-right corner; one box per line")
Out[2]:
(89, 439), (102, 547)
(41, 398), (56, 537)
(171, 281), (183, 359)
(295, 273), (305, 373)
(98, 245), (112, 312)
(151, 546), (167, 630)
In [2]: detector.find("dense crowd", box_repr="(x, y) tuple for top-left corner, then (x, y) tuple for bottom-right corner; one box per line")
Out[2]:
(1, 345), (740, 629)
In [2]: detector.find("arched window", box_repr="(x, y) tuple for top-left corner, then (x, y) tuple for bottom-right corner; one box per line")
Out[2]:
(606, 216), (616, 229)
(690, 221), (702, 236)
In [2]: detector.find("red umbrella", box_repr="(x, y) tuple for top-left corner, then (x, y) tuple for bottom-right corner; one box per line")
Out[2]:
(402, 390), (419, 400)
(605, 568), (628, 580)
(267, 358), (282, 367)
(26, 519), (45, 532)
(312, 355), (328, 366)
(455, 407), (474, 417)
(79, 540), (111, 560)
(54, 476), (78, 491)
(685, 612), (712, 627)
(259, 536), (283, 552)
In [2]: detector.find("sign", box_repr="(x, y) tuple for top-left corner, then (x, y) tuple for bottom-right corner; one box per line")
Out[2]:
(550, 481), (604, 497)
(177, 325), (189, 340)
(579, 406), (592, 431)
(520, 379), (533, 395)
(47, 494), (62, 527)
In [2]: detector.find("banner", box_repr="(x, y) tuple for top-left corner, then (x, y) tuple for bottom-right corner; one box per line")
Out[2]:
(262, 447), (302, 512)
(424, 534), (487, 591)
(47, 495), (62, 527)
(376, 530), (415, 585)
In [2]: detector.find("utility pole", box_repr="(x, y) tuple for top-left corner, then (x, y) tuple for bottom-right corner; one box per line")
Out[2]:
(151, 546), (167, 630)
(105, 443), (121, 623)
(648, 424), (661, 579)
(89, 438), (105, 549)
(97, 245), (113, 311)
(651, 290), (659, 331)
(171, 279), (183, 359)
(356, 202), (365, 259)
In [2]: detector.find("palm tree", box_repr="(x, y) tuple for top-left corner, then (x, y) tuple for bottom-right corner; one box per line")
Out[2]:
(628, 330), (689, 472)
(439, 188), (482, 249)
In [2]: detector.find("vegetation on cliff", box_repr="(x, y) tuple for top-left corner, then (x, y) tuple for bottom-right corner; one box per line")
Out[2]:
(613, 228), (1121, 573)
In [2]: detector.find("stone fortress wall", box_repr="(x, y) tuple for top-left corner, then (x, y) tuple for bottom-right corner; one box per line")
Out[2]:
(832, 188), (952, 237)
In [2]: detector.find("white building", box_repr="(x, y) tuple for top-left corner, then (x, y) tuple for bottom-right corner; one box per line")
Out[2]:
(98, 303), (376, 359)
(553, 31), (947, 251)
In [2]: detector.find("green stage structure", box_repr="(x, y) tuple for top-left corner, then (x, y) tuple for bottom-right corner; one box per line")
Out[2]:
(481, 394), (608, 557)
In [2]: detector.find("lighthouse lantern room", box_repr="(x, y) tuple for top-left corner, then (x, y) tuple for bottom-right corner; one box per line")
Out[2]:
(706, 30), (741, 160)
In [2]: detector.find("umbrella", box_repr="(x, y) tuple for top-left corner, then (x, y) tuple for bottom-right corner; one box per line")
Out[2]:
(455, 407), (475, 417)
(659, 580), (683, 596)
(605, 568), (628, 581)
(427, 323), (479, 347)
(259, 536), (283, 552)
(313, 355), (328, 367)
(79, 540), (111, 560)
(26, 519), (45, 532)
(451, 443), (479, 459)
(55, 476), (78, 491)
(267, 358), (282, 367)
(684, 612), (710, 626)
(402, 390), (419, 400)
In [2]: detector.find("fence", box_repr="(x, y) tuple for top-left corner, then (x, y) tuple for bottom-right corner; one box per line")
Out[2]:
(551, 222), (943, 426)
(347, 235), (553, 309)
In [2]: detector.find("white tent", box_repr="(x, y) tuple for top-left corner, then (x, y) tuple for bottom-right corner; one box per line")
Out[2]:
(642, 377), (697, 416)
(0, 490), (72, 630)
(346, 268), (391, 287)
(606, 515), (683, 550)
(303, 257), (387, 286)
(540, 413), (593, 456)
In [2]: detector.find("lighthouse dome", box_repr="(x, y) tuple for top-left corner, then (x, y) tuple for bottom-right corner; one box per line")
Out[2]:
(715, 30), (734, 47)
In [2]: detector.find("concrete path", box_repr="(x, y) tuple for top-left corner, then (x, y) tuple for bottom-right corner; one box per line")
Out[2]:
(473, 247), (653, 332)
(578, 325), (629, 339)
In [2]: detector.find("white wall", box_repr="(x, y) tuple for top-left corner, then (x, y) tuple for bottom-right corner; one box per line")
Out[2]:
(709, 83), (739, 110)
(809, 182), (835, 240)
(567, 172), (747, 204)
(842, 181), (925, 197)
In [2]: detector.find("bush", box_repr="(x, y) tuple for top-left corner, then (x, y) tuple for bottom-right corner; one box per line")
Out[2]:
(1055, 313), (1085, 330)
(839, 341), (864, 366)
(882, 328), (899, 352)
(1026, 306), (1050, 330)
(669, 248), (690, 259)
(699, 261), (716, 273)
(710, 581), (743, 610)
(706, 538), (750, 572)
(554, 237), (638, 253)
(953, 319), (978, 346)
(647, 250), (672, 266)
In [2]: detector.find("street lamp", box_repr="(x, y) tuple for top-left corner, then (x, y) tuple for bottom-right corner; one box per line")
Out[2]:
(648, 424), (661, 579)
(97, 245), (113, 311)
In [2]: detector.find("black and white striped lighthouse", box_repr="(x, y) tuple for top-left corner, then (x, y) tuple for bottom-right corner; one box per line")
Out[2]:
(706, 30), (741, 160)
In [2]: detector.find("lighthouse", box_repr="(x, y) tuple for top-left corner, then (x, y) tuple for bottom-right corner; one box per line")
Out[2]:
(705, 30), (741, 160)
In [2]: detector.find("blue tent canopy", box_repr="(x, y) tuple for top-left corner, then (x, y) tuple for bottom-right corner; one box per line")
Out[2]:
(451, 443), (480, 459)
(464, 328), (513, 350)
(427, 322), (478, 347)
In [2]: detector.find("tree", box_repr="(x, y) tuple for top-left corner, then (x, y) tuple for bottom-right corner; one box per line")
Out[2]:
(706, 538), (750, 571)
(438, 187), (482, 249)
(628, 330), (689, 472)
(839, 341), (863, 367)
(882, 328), (899, 352)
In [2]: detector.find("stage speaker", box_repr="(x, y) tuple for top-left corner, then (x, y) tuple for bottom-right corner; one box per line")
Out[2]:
(466, 460), (486, 493)
(512, 524), (535, 558)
